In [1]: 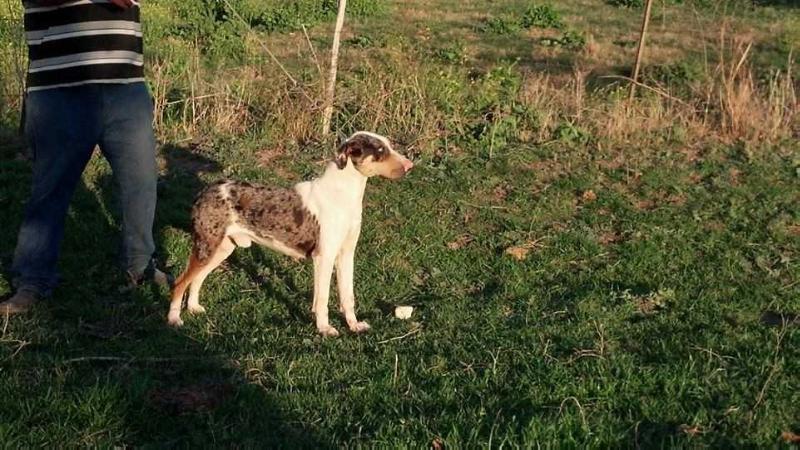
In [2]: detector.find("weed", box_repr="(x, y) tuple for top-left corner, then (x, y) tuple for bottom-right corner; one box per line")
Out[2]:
(480, 3), (563, 35)
(239, 0), (384, 33)
(520, 4), (564, 29)
(553, 120), (592, 144)
(540, 30), (586, 50)
(559, 30), (587, 49)
(345, 34), (379, 49)
(642, 61), (703, 86)
(641, 61), (705, 96)
(478, 16), (521, 35)
(433, 42), (467, 65)
(606, 0), (644, 8)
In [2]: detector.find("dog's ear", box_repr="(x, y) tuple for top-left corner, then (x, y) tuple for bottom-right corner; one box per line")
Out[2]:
(335, 141), (349, 169)
(335, 139), (365, 169)
(335, 152), (348, 169)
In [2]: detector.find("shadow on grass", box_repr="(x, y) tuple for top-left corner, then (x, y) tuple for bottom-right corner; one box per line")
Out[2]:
(0, 120), (330, 447)
(753, 0), (800, 7)
(472, 47), (579, 77)
(91, 141), (221, 247)
(231, 249), (311, 325)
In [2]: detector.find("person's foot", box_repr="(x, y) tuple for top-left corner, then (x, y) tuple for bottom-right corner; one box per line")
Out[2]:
(124, 259), (174, 291)
(0, 288), (41, 315)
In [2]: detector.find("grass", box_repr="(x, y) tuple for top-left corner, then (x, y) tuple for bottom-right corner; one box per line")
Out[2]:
(1, 0), (799, 447)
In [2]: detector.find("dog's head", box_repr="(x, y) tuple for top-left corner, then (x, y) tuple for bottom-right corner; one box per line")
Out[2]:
(335, 132), (414, 179)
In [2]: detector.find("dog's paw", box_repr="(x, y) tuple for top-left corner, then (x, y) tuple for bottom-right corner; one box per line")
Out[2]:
(167, 314), (184, 327)
(318, 325), (340, 338)
(349, 321), (371, 334)
(187, 304), (206, 315)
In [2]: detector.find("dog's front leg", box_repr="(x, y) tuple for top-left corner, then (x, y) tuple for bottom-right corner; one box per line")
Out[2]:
(312, 251), (339, 337)
(336, 226), (369, 333)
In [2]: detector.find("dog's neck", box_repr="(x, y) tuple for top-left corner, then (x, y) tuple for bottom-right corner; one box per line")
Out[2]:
(311, 160), (369, 207)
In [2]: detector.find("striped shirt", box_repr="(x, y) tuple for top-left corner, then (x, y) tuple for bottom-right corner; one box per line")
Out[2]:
(23, 0), (144, 92)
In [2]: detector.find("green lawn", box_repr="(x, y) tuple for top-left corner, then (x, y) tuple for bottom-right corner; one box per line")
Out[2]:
(1, 0), (799, 447)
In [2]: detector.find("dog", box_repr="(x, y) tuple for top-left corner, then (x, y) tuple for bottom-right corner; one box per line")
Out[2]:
(168, 132), (414, 336)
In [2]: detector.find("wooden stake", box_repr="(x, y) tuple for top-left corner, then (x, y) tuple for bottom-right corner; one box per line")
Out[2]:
(322, 0), (347, 136)
(629, 0), (655, 102)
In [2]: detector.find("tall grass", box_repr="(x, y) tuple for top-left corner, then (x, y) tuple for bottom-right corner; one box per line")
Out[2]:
(0, 1), (25, 133)
(142, 19), (796, 153)
(710, 36), (797, 142)
(0, 1), (796, 152)
(516, 28), (797, 147)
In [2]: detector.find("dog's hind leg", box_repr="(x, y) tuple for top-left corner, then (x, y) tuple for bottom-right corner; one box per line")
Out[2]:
(169, 253), (205, 327)
(185, 237), (236, 315)
(168, 238), (235, 326)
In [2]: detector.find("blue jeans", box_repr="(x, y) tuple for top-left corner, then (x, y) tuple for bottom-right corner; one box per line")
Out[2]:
(12, 82), (158, 295)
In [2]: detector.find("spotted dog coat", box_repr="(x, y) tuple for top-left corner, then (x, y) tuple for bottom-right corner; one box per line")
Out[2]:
(190, 182), (319, 262)
(169, 132), (414, 336)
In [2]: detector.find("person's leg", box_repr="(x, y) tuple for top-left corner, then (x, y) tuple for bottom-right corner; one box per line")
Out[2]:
(9, 86), (101, 298)
(97, 82), (158, 278)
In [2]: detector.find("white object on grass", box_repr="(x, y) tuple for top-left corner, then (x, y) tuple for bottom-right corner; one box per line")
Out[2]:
(394, 306), (414, 320)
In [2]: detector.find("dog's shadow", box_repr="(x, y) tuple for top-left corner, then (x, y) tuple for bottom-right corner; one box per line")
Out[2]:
(84, 142), (223, 300)
(155, 142), (222, 232)
(229, 248), (311, 324)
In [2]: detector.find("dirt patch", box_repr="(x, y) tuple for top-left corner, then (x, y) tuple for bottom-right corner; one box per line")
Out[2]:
(598, 231), (621, 245)
(148, 381), (234, 415)
(505, 239), (544, 261)
(447, 234), (474, 250)
(704, 221), (726, 232)
(633, 199), (655, 211)
(728, 167), (742, 186)
(257, 146), (286, 168)
(527, 159), (568, 184)
(634, 190), (688, 209)
(493, 184), (510, 202)
(666, 193), (687, 206)
(596, 156), (625, 171)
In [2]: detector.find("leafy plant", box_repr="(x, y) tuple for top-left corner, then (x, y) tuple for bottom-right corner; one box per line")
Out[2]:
(558, 29), (586, 49)
(433, 43), (467, 65)
(345, 34), (379, 48)
(642, 61), (704, 91)
(478, 17), (522, 35)
(541, 30), (586, 49)
(606, 0), (644, 7)
(554, 121), (592, 144)
(480, 4), (563, 35)
(520, 4), (564, 29)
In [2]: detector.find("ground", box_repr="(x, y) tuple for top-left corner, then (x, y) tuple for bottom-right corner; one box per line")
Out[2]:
(0, 0), (798, 447)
